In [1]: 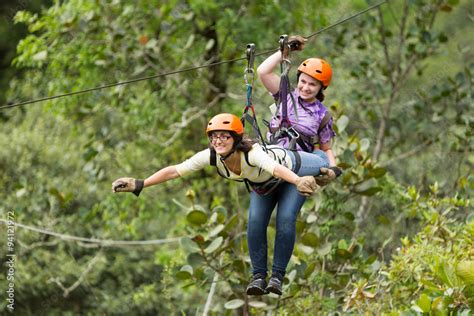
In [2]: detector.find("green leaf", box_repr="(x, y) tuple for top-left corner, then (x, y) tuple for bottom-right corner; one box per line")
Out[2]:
(416, 293), (431, 313)
(338, 239), (348, 250)
(368, 167), (387, 178)
(186, 209), (208, 226)
(223, 214), (238, 232)
(248, 301), (267, 308)
(317, 242), (332, 256)
(180, 237), (200, 253)
(359, 138), (370, 152)
(466, 213), (474, 224)
(208, 224), (225, 238)
(435, 261), (454, 287)
(301, 232), (319, 247)
(187, 253), (205, 267)
(336, 115), (349, 133)
(456, 261), (474, 286)
(204, 236), (223, 254)
(32, 50), (47, 61)
(176, 265), (193, 280)
(356, 186), (382, 196)
(224, 299), (244, 309)
(304, 262), (317, 278)
(296, 220), (306, 233)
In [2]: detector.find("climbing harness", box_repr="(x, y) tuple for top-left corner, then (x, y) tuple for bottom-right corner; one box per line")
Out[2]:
(208, 43), (305, 195)
(266, 35), (334, 153)
(210, 144), (302, 196)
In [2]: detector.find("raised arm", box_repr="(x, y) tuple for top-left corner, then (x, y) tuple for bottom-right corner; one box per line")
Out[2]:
(257, 35), (307, 95)
(256, 51), (282, 95)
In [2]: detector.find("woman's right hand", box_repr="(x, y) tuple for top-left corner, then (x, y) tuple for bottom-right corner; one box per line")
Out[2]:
(112, 177), (144, 196)
(295, 176), (318, 196)
(288, 35), (307, 51)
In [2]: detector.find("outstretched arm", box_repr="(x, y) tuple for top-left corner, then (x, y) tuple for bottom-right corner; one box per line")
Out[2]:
(112, 166), (181, 196)
(144, 166), (180, 187)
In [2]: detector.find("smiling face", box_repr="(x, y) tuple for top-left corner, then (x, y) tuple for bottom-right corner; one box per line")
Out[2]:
(297, 72), (323, 102)
(209, 131), (235, 156)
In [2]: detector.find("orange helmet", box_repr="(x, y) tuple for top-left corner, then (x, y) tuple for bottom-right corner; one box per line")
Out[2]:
(297, 58), (332, 88)
(206, 113), (244, 135)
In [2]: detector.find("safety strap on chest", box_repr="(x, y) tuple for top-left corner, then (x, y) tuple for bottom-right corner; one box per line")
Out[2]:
(267, 111), (332, 152)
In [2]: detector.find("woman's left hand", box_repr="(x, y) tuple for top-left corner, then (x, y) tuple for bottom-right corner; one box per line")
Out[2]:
(315, 167), (342, 186)
(112, 177), (144, 196)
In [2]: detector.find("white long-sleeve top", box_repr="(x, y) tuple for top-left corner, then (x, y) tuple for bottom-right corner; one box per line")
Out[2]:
(175, 144), (293, 183)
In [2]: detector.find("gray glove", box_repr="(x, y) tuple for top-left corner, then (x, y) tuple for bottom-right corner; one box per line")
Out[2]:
(112, 177), (144, 197)
(315, 167), (342, 186)
(295, 176), (318, 196)
(288, 35), (307, 51)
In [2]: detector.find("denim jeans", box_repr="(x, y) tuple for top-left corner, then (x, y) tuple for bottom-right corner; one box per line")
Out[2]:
(247, 150), (329, 276)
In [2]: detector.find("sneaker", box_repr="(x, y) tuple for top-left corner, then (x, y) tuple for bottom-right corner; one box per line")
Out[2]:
(266, 272), (284, 295)
(246, 273), (268, 295)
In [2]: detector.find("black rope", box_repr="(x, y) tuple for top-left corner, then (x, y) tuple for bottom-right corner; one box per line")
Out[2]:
(1, 0), (387, 110)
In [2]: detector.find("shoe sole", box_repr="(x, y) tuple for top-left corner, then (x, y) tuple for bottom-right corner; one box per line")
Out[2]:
(246, 286), (268, 296)
(266, 285), (282, 295)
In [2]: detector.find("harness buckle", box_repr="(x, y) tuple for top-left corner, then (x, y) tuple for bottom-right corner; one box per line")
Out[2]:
(285, 126), (299, 140)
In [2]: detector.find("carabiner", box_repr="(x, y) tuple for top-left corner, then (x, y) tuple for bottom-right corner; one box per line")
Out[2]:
(246, 43), (256, 70)
(244, 43), (256, 85)
(279, 34), (290, 60)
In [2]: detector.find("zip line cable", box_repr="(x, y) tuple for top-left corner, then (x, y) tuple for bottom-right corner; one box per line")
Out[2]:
(0, 219), (183, 247)
(0, 0), (387, 110)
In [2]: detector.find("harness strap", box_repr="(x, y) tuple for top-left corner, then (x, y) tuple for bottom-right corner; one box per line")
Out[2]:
(269, 111), (332, 152)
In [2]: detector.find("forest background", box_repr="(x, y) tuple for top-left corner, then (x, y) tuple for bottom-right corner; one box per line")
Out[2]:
(0, 0), (473, 314)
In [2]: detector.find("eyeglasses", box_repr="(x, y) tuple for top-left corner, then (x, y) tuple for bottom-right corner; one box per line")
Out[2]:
(209, 134), (232, 142)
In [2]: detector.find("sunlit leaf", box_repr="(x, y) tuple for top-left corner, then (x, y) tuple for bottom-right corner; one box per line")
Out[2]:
(224, 299), (244, 309)
(317, 242), (332, 256)
(204, 236), (223, 254)
(208, 224), (225, 238)
(336, 115), (349, 133)
(416, 293), (431, 313)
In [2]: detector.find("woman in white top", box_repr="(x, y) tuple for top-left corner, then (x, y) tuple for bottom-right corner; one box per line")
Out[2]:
(112, 113), (328, 296)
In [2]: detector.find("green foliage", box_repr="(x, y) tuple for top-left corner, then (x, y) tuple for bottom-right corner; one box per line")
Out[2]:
(0, 0), (472, 314)
(344, 187), (473, 314)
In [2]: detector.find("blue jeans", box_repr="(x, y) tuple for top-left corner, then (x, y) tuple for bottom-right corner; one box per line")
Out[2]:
(247, 150), (329, 276)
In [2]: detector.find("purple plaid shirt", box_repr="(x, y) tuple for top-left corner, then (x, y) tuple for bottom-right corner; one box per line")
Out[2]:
(267, 89), (336, 151)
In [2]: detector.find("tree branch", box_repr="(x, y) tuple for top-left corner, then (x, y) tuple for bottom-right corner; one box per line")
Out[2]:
(203, 273), (219, 316)
(377, 7), (394, 87)
(379, 139), (433, 167)
(162, 93), (226, 146)
(49, 253), (103, 298)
